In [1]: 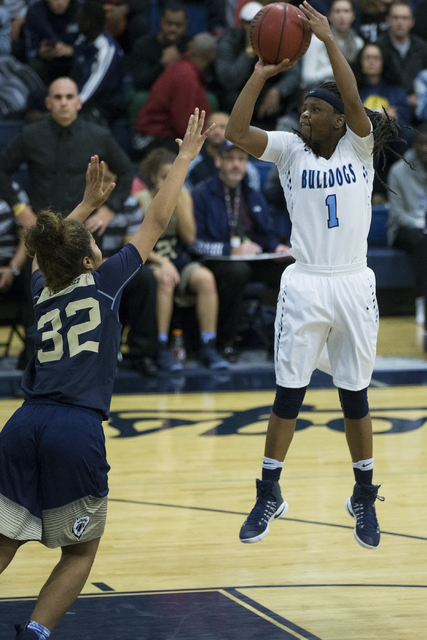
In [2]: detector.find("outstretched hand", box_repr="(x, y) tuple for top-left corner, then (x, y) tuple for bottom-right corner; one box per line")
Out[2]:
(299, 1), (332, 42)
(82, 155), (116, 212)
(175, 108), (216, 161)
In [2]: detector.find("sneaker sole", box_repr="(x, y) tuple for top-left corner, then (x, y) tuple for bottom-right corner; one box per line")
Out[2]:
(240, 500), (289, 544)
(345, 497), (379, 550)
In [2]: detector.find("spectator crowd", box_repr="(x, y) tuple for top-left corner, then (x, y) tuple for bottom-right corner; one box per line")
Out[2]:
(1, 0), (427, 374)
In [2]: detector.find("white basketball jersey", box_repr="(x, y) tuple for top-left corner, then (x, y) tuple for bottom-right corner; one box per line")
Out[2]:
(260, 126), (374, 267)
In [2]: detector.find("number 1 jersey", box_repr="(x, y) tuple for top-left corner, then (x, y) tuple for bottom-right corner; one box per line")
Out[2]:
(260, 126), (375, 267)
(22, 244), (142, 419)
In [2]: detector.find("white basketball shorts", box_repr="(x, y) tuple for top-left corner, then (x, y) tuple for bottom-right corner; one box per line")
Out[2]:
(274, 261), (379, 391)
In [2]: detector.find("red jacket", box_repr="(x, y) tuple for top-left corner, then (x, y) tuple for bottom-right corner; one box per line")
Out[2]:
(134, 54), (211, 138)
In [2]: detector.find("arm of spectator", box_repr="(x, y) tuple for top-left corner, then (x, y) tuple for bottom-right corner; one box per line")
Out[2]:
(85, 204), (115, 236)
(149, 251), (181, 286)
(215, 31), (255, 90)
(0, 136), (28, 209)
(24, 4), (57, 59)
(176, 188), (196, 244)
(101, 137), (134, 214)
(0, 236), (27, 292)
(391, 88), (412, 125)
(53, 42), (74, 58)
(15, 204), (37, 228)
(191, 190), (231, 256)
(388, 170), (425, 230)
(231, 241), (262, 255)
(131, 36), (165, 91)
(77, 35), (121, 104)
(257, 87), (281, 118)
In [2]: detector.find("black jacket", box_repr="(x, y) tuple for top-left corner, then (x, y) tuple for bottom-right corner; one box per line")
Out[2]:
(377, 32), (427, 94)
(0, 116), (133, 215)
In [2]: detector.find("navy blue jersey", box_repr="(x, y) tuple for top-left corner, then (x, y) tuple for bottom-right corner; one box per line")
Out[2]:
(21, 244), (142, 419)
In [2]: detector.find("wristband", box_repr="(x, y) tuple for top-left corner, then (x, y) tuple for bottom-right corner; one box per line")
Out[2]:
(13, 203), (26, 217)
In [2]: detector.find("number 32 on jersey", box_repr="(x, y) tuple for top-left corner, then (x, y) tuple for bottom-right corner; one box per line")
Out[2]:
(37, 298), (101, 363)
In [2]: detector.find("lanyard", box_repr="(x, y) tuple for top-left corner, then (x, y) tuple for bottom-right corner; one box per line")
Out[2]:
(223, 184), (241, 234)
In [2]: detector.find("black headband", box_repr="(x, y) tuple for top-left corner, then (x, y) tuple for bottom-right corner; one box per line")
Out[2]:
(305, 89), (345, 114)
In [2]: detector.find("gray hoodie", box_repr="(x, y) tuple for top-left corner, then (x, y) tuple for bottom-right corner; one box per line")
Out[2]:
(387, 147), (427, 246)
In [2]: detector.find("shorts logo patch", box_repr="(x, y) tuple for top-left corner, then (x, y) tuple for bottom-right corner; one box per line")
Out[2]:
(73, 516), (90, 539)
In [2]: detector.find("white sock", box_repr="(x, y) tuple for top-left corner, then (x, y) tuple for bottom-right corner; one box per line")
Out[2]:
(352, 457), (374, 471)
(27, 621), (51, 639)
(262, 456), (284, 470)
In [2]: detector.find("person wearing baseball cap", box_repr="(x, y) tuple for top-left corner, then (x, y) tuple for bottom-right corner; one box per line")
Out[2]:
(190, 136), (291, 362)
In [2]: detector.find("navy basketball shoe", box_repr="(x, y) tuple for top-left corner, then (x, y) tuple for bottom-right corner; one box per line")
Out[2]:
(15, 625), (39, 639)
(345, 483), (384, 549)
(239, 479), (288, 543)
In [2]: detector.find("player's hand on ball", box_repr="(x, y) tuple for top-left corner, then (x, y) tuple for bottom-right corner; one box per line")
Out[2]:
(254, 57), (295, 79)
(299, 1), (332, 42)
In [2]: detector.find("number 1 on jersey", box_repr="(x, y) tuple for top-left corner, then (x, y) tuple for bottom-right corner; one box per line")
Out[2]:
(326, 194), (339, 229)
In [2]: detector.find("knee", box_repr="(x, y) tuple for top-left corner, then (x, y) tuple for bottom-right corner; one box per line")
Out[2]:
(272, 385), (307, 420)
(338, 387), (369, 420)
(190, 267), (217, 294)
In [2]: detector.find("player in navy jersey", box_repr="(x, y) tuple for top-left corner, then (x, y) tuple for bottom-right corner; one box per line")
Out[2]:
(225, 2), (403, 550)
(0, 109), (213, 640)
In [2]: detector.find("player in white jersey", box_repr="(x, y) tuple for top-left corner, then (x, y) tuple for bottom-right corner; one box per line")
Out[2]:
(225, 2), (403, 550)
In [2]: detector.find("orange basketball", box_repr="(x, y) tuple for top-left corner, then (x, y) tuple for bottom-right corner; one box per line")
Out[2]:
(250, 3), (312, 65)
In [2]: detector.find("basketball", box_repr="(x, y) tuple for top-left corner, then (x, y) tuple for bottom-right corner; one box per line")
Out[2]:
(250, 3), (312, 65)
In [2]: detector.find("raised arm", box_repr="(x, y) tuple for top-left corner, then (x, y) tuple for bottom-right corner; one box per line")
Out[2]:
(67, 156), (116, 223)
(225, 57), (294, 158)
(128, 109), (215, 263)
(299, 1), (370, 137)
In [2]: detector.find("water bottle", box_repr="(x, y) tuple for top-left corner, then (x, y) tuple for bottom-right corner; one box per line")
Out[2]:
(170, 328), (186, 366)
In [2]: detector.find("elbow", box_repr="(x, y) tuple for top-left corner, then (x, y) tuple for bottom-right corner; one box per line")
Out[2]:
(225, 122), (242, 146)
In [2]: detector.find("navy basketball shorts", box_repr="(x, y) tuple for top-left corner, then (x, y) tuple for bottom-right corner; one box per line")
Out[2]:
(0, 401), (110, 548)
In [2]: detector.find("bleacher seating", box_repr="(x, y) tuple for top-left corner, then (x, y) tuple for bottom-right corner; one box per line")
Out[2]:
(367, 205), (415, 290)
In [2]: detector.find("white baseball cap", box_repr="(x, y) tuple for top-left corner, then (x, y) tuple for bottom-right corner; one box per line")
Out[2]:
(240, 1), (263, 22)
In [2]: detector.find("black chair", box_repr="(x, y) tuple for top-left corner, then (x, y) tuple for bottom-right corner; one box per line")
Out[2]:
(238, 282), (274, 351)
(0, 302), (26, 358)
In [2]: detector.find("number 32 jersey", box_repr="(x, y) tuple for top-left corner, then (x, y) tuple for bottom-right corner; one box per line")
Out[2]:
(22, 244), (142, 419)
(260, 126), (374, 266)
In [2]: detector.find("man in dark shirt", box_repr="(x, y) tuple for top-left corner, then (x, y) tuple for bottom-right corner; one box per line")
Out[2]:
(131, 0), (191, 92)
(191, 140), (291, 360)
(377, 0), (427, 114)
(0, 77), (133, 234)
(24, 0), (80, 85)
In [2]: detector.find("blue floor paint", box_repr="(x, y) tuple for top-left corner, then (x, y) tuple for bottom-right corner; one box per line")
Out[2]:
(0, 590), (321, 639)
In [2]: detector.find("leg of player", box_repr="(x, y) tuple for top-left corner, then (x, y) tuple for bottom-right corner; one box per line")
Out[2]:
(0, 534), (20, 573)
(340, 389), (384, 550)
(239, 386), (307, 544)
(20, 537), (100, 637)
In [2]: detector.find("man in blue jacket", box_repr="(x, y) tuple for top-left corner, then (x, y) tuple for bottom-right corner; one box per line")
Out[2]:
(191, 139), (291, 361)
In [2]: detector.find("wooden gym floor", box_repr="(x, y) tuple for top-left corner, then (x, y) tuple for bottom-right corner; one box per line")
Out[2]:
(0, 316), (426, 639)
